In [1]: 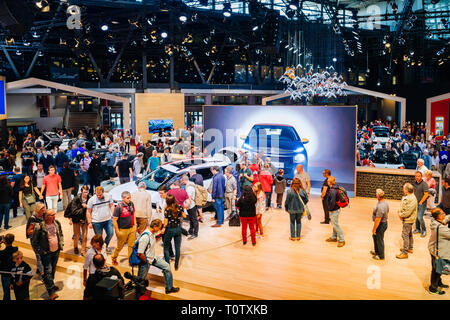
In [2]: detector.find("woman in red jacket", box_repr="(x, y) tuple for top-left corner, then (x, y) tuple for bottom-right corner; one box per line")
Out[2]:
(259, 164), (273, 210)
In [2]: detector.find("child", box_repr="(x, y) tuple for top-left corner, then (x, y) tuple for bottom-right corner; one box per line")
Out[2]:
(274, 169), (287, 209)
(11, 251), (33, 300)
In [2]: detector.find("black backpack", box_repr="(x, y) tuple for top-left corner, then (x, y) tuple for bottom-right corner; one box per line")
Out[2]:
(228, 211), (241, 227)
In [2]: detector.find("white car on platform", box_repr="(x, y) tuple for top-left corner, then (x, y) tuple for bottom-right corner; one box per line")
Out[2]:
(109, 155), (231, 206)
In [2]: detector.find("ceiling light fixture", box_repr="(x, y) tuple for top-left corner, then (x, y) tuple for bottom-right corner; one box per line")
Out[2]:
(223, 2), (231, 17)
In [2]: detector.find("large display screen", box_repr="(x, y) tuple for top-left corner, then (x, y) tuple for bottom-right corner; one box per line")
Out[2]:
(203, 105), (356, 192)
(148, 119), (173, 133)
(0, 79), (6, 120)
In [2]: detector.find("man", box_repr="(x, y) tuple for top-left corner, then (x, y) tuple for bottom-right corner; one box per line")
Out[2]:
(111, 191), (136, 266)
(40, 166), (63, 212)
(31, 209), (64, 300)
(40, 149), (54, 174)
(161, 147), (172, 165)
(147, 150), (160, 173)
(0, 234), (18, 300)
(105, 147), (117, 185)
(239, 162), (254, 189)
(33, 163), (46, 202)
(224, 166), (237, 220)
(131, 182), (152, 234)
(136, 219), (180, 294)
(294, 164), (311, 197)
(181, 175), (198, 240)
(438, 177), (450, 215)
(413, 171), (429, 237)
(26, 203), (46, 275)
(373, 140), (382, 150)
(116, 153), (133, 184)
(21, 147), (34, 176)
(439, 146), (449, 177)
(60, 162), (75, 210)
(11, 166), (23, 218)
(396, 183), (418, 259)
(86, 186), (115, 253)
(54, 148), (69, 174)
(416, 159), (428, 177)
(132, 153), (144, 181)
(325, 176), (345, 247)
(211, 166), (226, 228)
(428, 208), (450, 295)
(423, 150), (432, 171)
(189, 168), (204, 222)
(320, 169), (331, 224)
(83, 254), (124, 300)
(88, 152), (102, 193)
(168, 179), (190, 209)
(79, 152), (92, 186)
(34, 136), (44, 150)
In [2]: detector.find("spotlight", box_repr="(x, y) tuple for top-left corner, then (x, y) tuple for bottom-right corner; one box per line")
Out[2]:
(5, 36), (14, 45)
(101, 24), (109, 31)
(332, 57), (337, 62)
(252, 25), (259, 31)
(161, 31), (168, 38)
(385, 42), (391, 48)
(289, 0), (298, 10)
(32, 32), (40, 39)
(179, 13), (187, 23)
(35, 0), (50, 12)
(223, 2), (231, 17)
(409, 50), (414, 56)
(15, 50), (22, 56)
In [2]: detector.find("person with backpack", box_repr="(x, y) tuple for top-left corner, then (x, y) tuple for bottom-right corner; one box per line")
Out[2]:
(181, 174), (198, 240)
(224, 166), (237, 221)
(236, 186), (258, 246)
(135, 219), (180, 294)
(111, 191), (136, 266)
(65, 185), (91, 256)
(284, 178), (308, 241)
(132, 182), (152, 234)
(325, 176), (345, 247)
(162, 194), (186, 270)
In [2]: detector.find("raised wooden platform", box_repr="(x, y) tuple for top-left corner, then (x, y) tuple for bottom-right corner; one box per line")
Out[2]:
(1, 195), (449, 300)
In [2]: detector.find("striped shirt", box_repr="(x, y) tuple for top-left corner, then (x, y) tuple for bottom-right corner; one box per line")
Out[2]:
(87, 194), (113, 223)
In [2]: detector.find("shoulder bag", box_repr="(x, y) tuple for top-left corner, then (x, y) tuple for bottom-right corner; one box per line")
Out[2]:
(296, 191), (310, 218)
(23, 185), (36, 205)
(435, 224), (450, 275)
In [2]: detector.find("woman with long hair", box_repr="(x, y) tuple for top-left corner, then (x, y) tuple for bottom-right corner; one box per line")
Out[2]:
(252, 182), (266, 238)
(162, 194), (186, 270)
(65, 185), (91, 256)
(19, 174), (36, 219)
(236, 186), (258, 245)
(284, 178), (308, 241)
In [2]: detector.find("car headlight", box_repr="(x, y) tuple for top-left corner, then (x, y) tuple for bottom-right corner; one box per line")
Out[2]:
(294, 147), (304, 153)
(294, 154), (305, 162)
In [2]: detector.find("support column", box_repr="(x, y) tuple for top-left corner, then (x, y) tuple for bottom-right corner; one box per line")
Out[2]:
(123, 99), (130, 132)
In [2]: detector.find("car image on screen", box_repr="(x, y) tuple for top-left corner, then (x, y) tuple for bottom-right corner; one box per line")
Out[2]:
(241, 124), (309, 179)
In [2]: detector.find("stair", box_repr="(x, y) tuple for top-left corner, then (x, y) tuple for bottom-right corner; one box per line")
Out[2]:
(68, 112), (98, 131)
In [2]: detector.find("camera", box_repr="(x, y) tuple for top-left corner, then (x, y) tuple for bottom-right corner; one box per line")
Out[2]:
(122, 272), (149, 300)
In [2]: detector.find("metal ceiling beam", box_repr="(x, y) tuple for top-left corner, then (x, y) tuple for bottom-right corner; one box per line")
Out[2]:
(88, 51), (105, 83)
(106, 29), (133, 82)
(2, 47), (21, 79)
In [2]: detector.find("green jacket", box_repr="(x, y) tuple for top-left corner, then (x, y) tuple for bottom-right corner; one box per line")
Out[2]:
(399, 193), (417, 224)
(284, 188), (308, 214)
(31, 219), (64, 255)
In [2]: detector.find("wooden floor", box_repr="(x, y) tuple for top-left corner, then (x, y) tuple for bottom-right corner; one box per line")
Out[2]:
(1, 194), (449, 300)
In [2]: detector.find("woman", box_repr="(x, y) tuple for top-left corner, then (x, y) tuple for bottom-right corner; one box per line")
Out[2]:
(83, 234), (106, 286)
(162, 194), (186, 270)
(431, 151), (439, 171)
(259, 164), (273, 210)
(135, 132), (143, 149)
(284, 178), (308, 241)
(370, 189), (389, 260)
(0, 175), (13, 229)
(424, 170), (437, 210)
(252, 182), (266, 238)
(65, 185), (91, 255)
(19, 175), (36, 219)
(124, 130), (131, 153)
(236, 186), (257, 246)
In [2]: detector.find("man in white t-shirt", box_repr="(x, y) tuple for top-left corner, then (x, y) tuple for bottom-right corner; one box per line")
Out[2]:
(86, 186), (114, 253)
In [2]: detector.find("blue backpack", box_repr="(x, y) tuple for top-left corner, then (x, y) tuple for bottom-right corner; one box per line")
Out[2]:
(129, 232), (150, 266)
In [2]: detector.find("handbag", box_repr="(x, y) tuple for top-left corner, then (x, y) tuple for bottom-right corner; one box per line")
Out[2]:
(23, 192), (36, 205)
(296, 191), (310, 218)
(435, 224), (450, 275)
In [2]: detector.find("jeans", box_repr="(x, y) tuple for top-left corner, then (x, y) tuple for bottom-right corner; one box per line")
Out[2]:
(430, 255), (443, 292)
(1, 275), (11, 300)
(289, 211), (302, 238)
(31, 239), (44, 272)
(92, 219), (114, 247)
(41, 250), (60, 296)
(187, 206), (198, 236)
(163, 226), (182, 268)
(46, 195), (59, 211)
(415, 202), (427, 233)
(80, 171), (88, 185)
(265, 192), (272, 208)
(372, 222), (387, 259)
(330, 209), (344, 241)
(138, 257), (173, 290)
(0, 203), (11, 228)
(213, 198), (224, 225)
(62, 188), (72, 211)
(240, 216), (256, 244)
(401, 222), (414, 254)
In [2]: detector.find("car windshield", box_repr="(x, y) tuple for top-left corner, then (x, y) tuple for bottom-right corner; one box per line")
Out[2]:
(245, 125), (300, 143)
(373, 130), (389, 137)
(137, 167), (176, 191)
(45, 133), (60, 139)
(373, 149), (401, 164)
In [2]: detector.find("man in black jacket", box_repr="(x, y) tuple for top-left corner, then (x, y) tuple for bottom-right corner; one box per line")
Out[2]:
(88, 152), (102, 195)
(0, 234), (18, 300)
(60, 162), (75, 211)
(325, 176), (345, 247)
(83, 253), (124, 300)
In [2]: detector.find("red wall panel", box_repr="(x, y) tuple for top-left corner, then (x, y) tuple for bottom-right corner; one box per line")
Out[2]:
(431, 98), (450, 137)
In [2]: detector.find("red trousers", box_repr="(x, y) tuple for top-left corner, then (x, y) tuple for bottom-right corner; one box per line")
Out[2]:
(240, 216), (257, 244)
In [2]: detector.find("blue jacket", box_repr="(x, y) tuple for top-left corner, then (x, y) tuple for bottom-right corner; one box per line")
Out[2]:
(55, 152), (69, 168)
(326, 185), (340, 212)
(232, 170), (241, 198)
(211, 172), (225, 199)
(423, 155), (432, 170)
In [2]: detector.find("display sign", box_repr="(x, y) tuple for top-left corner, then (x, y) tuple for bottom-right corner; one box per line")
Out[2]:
(0, 78), (6, 120)
(102, 106), (110, 126)
(436, 116), (444, 136)
(149, 119), (173, 133)
(203, 105), (357, 192)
